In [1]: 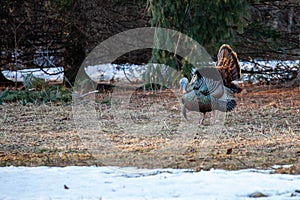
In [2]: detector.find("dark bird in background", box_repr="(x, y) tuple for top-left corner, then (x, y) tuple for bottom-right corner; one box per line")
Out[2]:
(181, 44), (242, 124)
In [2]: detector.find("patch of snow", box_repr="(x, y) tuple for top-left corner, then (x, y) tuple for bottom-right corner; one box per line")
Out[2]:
(2, 60), (298, 84)
(272, 164), (294, 169)
(1, 166), (300, 200)
(240, 60), (299, 70)
(84, 64), (146, 83)
(2, 67), (64, 82)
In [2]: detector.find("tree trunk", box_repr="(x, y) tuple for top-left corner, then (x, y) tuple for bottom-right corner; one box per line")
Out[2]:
(64, 43), (86, 87)
(0, 70), (15, 88)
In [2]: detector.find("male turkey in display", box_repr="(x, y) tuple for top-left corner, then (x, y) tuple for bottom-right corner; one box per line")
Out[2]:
(181, 44), (242, 124)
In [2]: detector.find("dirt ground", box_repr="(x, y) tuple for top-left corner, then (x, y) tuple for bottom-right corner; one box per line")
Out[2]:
(0, 84), (299, 173)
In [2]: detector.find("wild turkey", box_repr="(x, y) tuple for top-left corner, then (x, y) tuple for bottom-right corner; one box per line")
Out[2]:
(181, 44), (242, 124)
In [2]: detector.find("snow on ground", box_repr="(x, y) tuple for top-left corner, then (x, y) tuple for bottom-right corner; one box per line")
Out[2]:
(240, 60), (299, 71)
(84, 64), (145, 83)
(1, 166), (300, 200)
(2, 60), (298, 84)
(2, 67), (64, 82)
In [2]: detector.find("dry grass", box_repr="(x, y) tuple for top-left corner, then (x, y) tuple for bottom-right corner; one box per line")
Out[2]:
(0, 84), (299, 173)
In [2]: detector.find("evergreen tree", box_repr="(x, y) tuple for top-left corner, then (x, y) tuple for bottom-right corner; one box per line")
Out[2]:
(147, 0), (249, 78)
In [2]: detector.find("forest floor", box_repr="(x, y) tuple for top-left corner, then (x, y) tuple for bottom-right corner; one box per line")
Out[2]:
(0, 84), (300, 174)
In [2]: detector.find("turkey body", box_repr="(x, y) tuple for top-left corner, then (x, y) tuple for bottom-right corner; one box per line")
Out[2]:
(181, 44), (242, 124)
(181, 83), (237, 123)
(182, 86), (237, 113)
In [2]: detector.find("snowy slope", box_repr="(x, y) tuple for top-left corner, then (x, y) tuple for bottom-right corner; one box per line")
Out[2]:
(1, 166), (300, 200)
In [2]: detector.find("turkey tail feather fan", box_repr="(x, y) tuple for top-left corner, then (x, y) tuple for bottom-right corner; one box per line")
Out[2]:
(216, 44), (241, 87)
